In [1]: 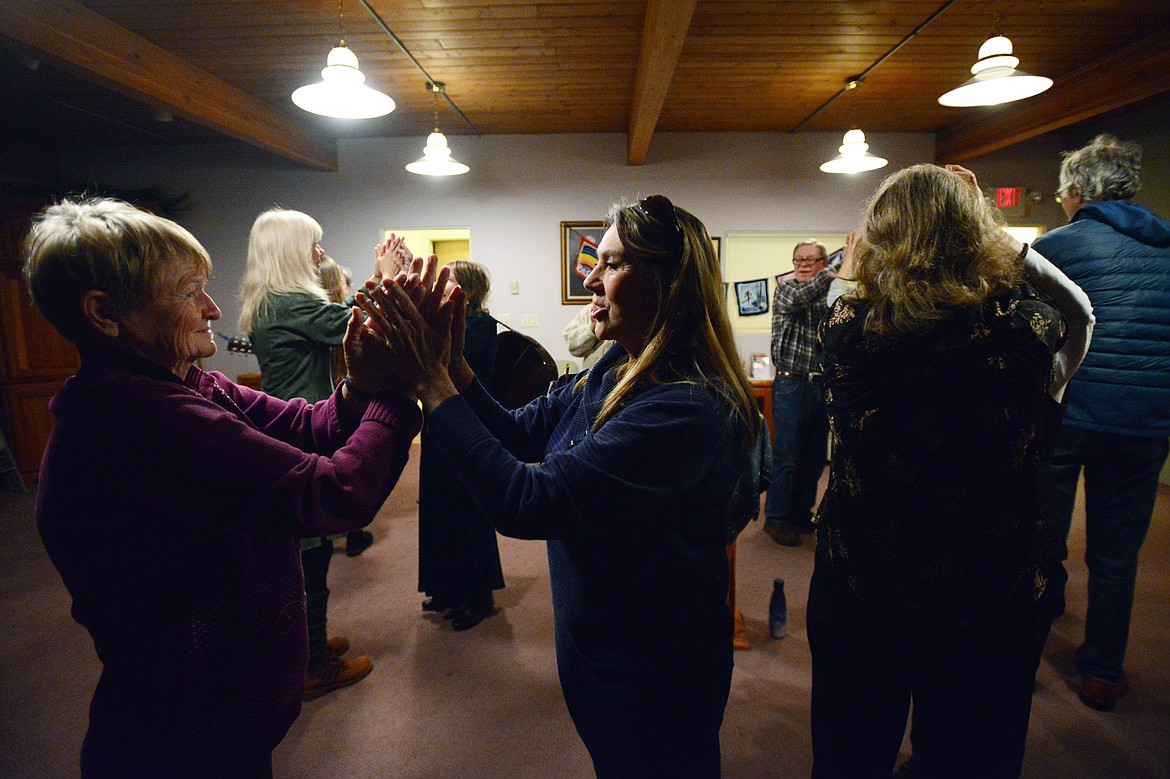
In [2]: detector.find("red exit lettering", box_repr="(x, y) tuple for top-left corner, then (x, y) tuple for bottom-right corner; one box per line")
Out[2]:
(996, 187), (1022, 208)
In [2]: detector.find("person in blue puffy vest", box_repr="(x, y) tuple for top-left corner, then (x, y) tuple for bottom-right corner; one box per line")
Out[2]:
(1033, 134), (1170, 713)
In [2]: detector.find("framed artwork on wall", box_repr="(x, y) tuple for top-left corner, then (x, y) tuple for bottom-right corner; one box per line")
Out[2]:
(735, 279), (769, 316)
(561, 221), (606, 304)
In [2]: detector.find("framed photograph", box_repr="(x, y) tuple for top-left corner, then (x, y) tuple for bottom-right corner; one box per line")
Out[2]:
(561, 221), (606, 304)
(735, 278), (769, 316)
(711, 235), (721, 259)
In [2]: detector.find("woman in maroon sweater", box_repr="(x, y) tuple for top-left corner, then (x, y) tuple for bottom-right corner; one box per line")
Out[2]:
(23, 197), (420, 778)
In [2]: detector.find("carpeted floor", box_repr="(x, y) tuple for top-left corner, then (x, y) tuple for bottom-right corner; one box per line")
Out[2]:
(1, 444), (1168, 777)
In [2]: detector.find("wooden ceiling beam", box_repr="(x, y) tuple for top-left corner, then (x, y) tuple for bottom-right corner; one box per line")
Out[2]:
(626, 0), (699, 165)
(935, 28), (1170, 163)
(0, 0), (337, 171)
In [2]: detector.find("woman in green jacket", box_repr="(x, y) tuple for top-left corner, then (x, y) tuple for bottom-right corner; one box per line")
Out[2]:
(239, 207), (408, 700)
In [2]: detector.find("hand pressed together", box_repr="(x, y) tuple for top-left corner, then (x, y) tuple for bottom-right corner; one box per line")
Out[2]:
(356, 255), (467, 412)
(373, 233), (415, 282)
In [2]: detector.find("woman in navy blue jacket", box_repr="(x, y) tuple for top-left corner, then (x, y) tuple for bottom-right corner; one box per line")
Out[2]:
(362, 197), (758, 778)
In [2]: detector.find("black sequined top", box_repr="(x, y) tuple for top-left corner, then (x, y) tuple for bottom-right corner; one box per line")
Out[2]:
(815, 284), (1067, 627)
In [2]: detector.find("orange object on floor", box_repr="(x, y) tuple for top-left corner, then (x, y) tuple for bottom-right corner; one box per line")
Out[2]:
(733, 608), (750, 650)
(728, 541), (750, 649)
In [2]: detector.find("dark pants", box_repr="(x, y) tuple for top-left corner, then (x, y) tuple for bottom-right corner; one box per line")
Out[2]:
(417, 426), (505, 604)
(1032, 397), (1068, 671)
(302, 540), (333, 666)
(808, 559), (1035, 779)
(561, 648), (731, 779)
(765, 375), (828, 527)
(1046, 426), (1168, 680)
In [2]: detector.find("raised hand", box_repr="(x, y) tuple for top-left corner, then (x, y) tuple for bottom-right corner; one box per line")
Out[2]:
(393, 255), (473, 388)
(374, 233), (414, 281)
(415, 255), (452, 327)
(945, 163), (1024, 254)
(363, 254), (424, 313)
(447, 289), (473, 390)
(356, 277), (462, 410)
(341, 307), (412, 399)
(837, 229), (859, 280)
(944, 164), (980, 195)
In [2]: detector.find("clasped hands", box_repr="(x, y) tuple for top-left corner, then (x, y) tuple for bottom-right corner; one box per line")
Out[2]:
(373, 232), (413, 282)
(343, 254), (470, 410)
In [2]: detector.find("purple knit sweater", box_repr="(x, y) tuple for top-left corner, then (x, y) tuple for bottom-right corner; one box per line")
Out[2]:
(36, 351), (420, 775)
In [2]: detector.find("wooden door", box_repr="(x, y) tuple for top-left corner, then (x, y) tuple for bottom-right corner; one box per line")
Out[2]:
(0, 195), (80, 483)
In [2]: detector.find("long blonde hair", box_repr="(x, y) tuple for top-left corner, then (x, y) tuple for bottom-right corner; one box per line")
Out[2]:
(594, 198), (759, 444)
(318, 255), (350, 384)
(318, 255), (350, 303)
(852, 164), (1023, 336)
(238, 207), (326, 333)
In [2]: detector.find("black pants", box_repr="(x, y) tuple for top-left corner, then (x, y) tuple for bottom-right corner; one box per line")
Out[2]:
(808, 559), (1035, 779)
(302, 540), (333, 666)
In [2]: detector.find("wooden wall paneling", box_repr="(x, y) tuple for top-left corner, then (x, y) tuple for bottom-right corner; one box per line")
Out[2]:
(3, 380), (60, 481)
(0, 196), (79, 484)
(0, 275), (80, 383)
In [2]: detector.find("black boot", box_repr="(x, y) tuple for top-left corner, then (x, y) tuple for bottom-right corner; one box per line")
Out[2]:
(345, 530), (374, 557)
(450, 592), (496, 632)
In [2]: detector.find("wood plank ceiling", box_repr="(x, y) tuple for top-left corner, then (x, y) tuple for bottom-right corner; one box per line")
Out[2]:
(2, 0), (1169, 172)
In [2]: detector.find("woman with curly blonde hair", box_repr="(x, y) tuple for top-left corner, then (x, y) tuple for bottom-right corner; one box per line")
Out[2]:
(809, 164), (1092, 778)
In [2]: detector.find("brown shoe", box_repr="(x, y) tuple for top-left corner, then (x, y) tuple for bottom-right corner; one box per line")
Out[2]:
(764, 522), (801, 547)
(304, 654), (373, 701)
(1079, 674), (1130, 712)
(327, 636), (349, 656)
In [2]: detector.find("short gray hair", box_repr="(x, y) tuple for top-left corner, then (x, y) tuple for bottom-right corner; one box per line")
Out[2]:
(1059, 134), (1142, 202)
(793, 238), (828, 260)
(23, 197), (210, 343)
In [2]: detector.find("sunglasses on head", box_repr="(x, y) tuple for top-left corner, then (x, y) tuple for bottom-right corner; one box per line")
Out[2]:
(632, 195), (683, 244)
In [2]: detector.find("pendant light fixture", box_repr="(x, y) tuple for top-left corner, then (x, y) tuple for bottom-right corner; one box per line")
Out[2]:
(291, 0), (395, 119)
(405, 82), (470, 176)
(819, 78), (888, 175)
(820, 129), (889, 174)
(938, 34), (1052, 107)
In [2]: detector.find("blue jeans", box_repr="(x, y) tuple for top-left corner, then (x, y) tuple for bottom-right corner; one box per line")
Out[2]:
(1048, 426), (1169, 680)
(765, 376), (828, 527)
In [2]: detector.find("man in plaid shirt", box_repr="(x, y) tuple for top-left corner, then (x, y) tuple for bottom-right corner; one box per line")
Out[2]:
(764, 239), (837, 546)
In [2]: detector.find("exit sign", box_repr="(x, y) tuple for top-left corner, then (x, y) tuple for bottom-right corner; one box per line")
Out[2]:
(996, 187), (1023, 209)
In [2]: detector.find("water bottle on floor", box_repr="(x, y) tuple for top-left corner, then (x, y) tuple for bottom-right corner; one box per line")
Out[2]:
(768, 578), (787, 639)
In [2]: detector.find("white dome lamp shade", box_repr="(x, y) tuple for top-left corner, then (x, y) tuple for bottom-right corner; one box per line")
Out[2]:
(820, 129), (888, 174)
(405, 131), (470, 176)
(938, 35), (1053, 107)
(291, 42), (396, 119)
